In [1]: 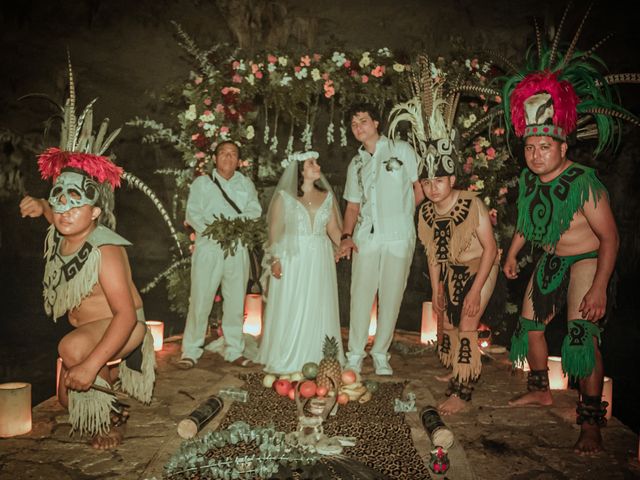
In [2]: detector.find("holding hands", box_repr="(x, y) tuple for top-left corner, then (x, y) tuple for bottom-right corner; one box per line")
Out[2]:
(335, 235), (358, 262)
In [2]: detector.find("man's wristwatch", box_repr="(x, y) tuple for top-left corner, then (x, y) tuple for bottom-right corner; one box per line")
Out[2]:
(340, 233), (352, 241)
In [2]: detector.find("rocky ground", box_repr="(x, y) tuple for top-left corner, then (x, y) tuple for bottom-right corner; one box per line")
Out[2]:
(1, 330), (638, 480)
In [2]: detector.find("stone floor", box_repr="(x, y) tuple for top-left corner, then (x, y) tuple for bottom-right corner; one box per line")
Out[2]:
(1, 331), (639, 480)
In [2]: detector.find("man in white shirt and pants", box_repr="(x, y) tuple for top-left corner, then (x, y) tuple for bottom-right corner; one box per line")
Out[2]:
(338, 103), (423, 375)
(179, 141), (262, 368)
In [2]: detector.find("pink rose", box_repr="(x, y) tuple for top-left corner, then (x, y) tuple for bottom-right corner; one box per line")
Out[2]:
(486, 147), (496, 160)
(195, 151), (206, 159)
(300, 55), (311, 66)
(267, 54), (277, 64)
(220, 126), (230, 134)
(215, 104), (225, 113)
(495, 96), (502, 103)
(232, 74), (242, 83)
(474, 142), (483, 153)
(194, 76), (203, 85)
(255, 71), (263, 79)
(324, 86), (335, 98)
(294, 66), (301, 73)
(203, 98), (212, 106)
(232, 60), (240, 69)
(251, 63), (260, 74)
(344, 60), (351, 68)
(371, 65), (385, 77)
(361, 75), (369, 83)
(493, 127), (505, 136)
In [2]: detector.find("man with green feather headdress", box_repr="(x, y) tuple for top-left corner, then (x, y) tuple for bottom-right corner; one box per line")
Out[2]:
(500, 6), (640, 455)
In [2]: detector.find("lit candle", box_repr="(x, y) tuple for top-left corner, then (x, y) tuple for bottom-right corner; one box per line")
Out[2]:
(420, 301), (437, 344)
(602, 376), (613, 420)
(368, 295), (378, 341)
(243, 294), (262, 336)
(477, 324), (491, 348)
(146, 321), (165, 351)
(0, 382), (32, 437)
(547, 356), (568, 390)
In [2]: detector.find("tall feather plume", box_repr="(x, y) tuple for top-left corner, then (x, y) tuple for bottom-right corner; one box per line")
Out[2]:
(602, 73), (640, 86)
(549, 2), (572, 67)
(562, 2), (593, 66)
(419, 55), (434, 133)
(581, 107), (640, 127)
(580, 33), (613, 61)
(478, 48), (519, 74)
(534, 17), (543, 65)
(66, 52), (77, 151)
(122, 172), (184, 256)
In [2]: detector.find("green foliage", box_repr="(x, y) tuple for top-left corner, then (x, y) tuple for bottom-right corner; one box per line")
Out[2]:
(202, 216), (267, 258)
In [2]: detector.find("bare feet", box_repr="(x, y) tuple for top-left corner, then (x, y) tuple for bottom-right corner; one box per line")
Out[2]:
(508, 390), (553, 407)
(91, 423), (126, 449)
(435, 372), (453, 383)
(90, 408), (129, 450)
(438, 395), (469, 415)
(574, 423), (604, 456)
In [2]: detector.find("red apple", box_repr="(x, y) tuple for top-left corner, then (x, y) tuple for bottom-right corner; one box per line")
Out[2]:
(274, 379), (292, 396)
(337, 392), (349, 405)
(316, 385), (328, 397)
(299, 380), (317, 398)
(341, 369), (357, 385)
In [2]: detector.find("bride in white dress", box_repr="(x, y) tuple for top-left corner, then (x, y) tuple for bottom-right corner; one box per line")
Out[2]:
(257, 151), (345, 374)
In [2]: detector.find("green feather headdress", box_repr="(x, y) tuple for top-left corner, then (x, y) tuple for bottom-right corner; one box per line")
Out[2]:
(497, 4), (640, 155)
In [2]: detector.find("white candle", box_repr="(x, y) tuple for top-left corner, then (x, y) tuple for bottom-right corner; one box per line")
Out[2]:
(145, 320), (165, 351)
(0, 382), (32, 437)
(420, 301), (437, 344)
(243, 294), (262, 336)
(547, 356), (568, 390)
(602, 376), (613, 420)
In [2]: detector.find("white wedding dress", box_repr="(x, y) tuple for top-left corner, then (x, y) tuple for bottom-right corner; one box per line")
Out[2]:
(257, 191), (344, 374)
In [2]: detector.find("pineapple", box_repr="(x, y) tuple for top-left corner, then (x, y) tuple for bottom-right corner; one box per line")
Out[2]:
(316, 335), (342, 392)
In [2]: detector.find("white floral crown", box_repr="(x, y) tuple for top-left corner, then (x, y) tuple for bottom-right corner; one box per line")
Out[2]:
(280, 150), (319, 169)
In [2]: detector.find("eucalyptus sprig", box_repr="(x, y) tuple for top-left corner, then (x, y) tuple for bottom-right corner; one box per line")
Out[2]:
(164, 421), (320, 480)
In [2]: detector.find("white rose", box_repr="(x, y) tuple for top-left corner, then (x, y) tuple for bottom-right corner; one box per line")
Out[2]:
(246, 125), (255, 140)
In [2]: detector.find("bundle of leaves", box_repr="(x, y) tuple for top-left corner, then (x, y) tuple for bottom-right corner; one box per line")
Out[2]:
(202, 215), (267, 257)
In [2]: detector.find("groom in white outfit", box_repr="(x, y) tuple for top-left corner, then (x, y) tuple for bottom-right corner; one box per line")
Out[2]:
(338, 103), (423, 375)
(180, 141), (262, 368)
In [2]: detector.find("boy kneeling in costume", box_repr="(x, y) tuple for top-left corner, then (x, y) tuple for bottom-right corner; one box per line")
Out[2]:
(20, 73), (155, 449)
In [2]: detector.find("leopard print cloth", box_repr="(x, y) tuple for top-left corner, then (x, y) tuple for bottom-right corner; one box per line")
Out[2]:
(177, 373), (430, 479)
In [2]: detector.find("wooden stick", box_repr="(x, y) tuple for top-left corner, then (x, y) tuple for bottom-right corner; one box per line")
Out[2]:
(90, 383), (129, 398)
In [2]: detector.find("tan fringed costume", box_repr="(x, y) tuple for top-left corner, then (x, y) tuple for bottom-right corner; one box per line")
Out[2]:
(418, 191), (490, 387)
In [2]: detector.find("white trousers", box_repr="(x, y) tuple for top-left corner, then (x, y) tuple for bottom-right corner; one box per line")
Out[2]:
(181, 239), (249, 362)
(347, 237), (415, 363)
